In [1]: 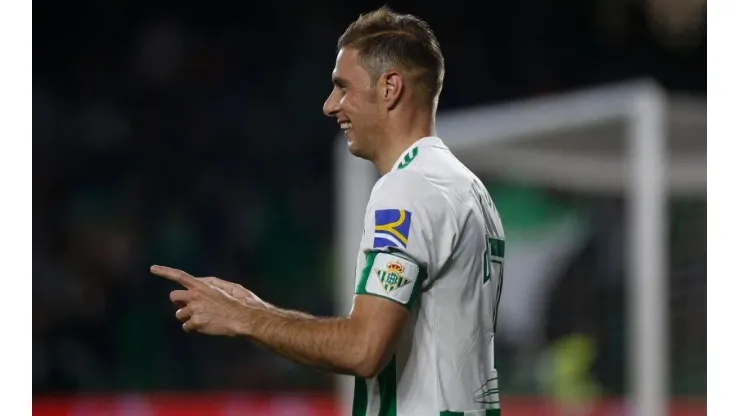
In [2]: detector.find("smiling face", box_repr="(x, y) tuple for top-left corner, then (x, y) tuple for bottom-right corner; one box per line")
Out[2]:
(323, 47), (386, 161)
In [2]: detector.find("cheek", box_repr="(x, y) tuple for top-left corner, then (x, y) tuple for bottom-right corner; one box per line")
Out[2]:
(342, 90), (373, 114)
(347, 96), (374, 119)
(340, 94), (357, 113)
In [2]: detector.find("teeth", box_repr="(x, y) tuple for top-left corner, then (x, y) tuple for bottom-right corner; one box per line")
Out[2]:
(340, 122), (352, 130)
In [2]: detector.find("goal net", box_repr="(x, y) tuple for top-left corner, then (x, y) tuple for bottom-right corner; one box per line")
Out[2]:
(334, 80), (706, 416)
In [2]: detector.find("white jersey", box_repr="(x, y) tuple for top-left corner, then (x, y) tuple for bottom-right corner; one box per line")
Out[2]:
(352, 136), (505, 416)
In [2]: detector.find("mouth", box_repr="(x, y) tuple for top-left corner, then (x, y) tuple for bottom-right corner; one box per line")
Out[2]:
(338, 120), (352, 131)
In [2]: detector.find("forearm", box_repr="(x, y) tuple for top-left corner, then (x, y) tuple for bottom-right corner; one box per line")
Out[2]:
(238, 306), (367, 376)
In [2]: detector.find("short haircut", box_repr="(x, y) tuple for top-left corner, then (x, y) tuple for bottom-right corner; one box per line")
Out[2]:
(337, 6), (445, 109)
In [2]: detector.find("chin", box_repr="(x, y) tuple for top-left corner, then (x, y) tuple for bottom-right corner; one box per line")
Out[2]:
(346, 138), (369, 160)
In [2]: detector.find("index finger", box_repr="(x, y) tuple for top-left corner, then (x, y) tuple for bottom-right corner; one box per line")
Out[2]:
(151, 265), (201, 289)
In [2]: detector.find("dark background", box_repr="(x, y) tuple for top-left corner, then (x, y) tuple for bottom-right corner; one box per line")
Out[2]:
(33, 0), (706, 396)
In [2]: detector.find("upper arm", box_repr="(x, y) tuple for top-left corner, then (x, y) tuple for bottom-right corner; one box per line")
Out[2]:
(349, 293), (410, 378)
(350, 250), (424, 377)
(348, 172), (456, 377)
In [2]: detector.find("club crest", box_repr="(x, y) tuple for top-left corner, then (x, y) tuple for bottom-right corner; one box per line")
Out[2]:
(376, 260), (411, 293)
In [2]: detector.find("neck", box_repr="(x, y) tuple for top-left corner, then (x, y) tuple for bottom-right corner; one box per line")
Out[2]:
(373, 110), (435, 175)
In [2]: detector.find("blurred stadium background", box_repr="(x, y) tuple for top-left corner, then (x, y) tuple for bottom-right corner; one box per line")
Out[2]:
(33, 0), (706, 415)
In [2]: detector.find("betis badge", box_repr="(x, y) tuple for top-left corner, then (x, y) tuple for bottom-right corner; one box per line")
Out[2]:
(376, 260), (411, 293)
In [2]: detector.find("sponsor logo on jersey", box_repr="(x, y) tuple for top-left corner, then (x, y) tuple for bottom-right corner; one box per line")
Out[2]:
(376, 259), (411, 293)
(373, 209), (412, 249)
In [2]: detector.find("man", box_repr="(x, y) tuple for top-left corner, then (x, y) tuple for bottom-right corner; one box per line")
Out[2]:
(152, 6), (506, 415)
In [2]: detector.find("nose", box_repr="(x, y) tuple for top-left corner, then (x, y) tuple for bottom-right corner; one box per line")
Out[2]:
(323, 90), (340, 118)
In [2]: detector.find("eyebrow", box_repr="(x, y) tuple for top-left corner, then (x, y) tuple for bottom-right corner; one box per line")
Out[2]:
(332, 76), (349, 87)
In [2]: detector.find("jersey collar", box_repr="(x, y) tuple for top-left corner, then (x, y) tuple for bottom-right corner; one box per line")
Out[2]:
(390, 136), (447, 172)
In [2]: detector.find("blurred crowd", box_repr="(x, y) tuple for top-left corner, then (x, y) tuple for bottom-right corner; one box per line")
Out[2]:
(33, 0), (705, 395)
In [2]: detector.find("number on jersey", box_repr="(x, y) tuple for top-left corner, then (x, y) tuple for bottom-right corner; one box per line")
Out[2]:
(482, 237), (505, 331)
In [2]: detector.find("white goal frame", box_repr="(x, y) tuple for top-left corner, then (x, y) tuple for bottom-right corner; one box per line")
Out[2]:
(333, 80), (706, 416)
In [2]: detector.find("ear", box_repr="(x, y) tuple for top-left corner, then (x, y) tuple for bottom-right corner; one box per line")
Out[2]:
(381, 71), (404, 109)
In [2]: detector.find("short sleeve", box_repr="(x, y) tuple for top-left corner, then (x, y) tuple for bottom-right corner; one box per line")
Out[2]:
(354, 171), (458, 310)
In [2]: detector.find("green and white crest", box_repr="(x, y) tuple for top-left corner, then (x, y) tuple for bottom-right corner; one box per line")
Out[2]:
(376, 260), (411, 293)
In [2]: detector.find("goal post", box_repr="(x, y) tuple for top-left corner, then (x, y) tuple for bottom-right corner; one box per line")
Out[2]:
(333, 79), (706, 416)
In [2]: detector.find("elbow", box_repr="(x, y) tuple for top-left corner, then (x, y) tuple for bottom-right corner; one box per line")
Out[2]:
(353, 345), (389, 379)
(354, 356), (383, 379)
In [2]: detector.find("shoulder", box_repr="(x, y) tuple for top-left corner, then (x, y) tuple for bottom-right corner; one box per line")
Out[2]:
(367, 169), (461, 241)
(370, 169), (446, 210)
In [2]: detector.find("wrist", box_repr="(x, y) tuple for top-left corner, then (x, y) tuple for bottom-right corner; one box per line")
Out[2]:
(232, 303), (269, 338)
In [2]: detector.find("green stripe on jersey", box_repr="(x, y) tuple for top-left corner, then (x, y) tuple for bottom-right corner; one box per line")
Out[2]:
(352, 376), (368, 416)
(378, 355), (397, 415)
(352, 355), (398, 415)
